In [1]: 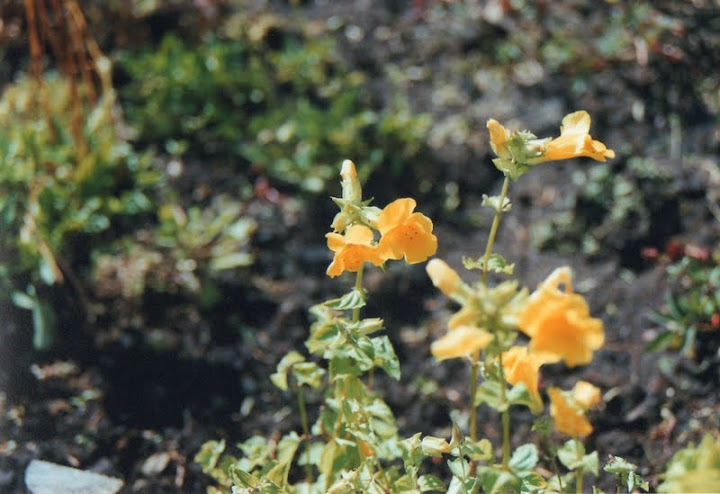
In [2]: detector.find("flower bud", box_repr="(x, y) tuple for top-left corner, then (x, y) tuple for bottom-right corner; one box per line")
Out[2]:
(340, 159), (362, 203)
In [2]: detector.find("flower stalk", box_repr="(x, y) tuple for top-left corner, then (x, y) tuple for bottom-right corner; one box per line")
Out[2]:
(481, 174), (511, 285)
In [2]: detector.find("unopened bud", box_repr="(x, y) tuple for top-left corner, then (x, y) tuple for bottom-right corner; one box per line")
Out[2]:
(340, 159), (362, 203)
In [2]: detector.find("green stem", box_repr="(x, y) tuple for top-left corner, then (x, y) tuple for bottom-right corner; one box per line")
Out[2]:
(296, 385), (313, 484)
(575, 469), (583, 494)
(481, 174), (511, 285)
(469, 356), (480, 442)
(498, 350), (511, 470)
(352, 264), (364, 323)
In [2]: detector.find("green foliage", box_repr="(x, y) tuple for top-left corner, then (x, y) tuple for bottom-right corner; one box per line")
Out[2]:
(647, 255), (720, 359)
(117, 24), (430, 193)
(92, 194), (255, 305)
(533, 157), (678, 259)
(604, 456), (648, 492)
(658, 434), (720, 493)
(0, 76), (158, 348)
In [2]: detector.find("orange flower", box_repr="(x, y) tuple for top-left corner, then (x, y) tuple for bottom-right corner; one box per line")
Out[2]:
(518, 267), (604, 367)
(377, 198), (437, 264)
(535, 111), (615, 163)
(571, 381), (602, 410)
(326, 225), (384, 278)
(548, 387), (593, 438)
(431, 325), (493, 361)
(502, 346), (548, 413)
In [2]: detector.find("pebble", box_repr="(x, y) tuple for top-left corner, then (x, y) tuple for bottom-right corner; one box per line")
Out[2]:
(25, 460), (124, 494)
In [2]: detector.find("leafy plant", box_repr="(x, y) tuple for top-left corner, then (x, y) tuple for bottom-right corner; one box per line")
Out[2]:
(647, 254), (720, 359)
(117, 19), (430, 194)
(0, 75), (158, 349)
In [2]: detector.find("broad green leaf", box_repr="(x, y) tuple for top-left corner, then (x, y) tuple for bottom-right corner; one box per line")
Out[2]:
(558, 439), (585, 471)
(325, 289), (366, 310)
(371, 335), (401, 380)
(474, 379), (507, 411)
(462, 438), (494, 462)
(509, 443), (538, 472)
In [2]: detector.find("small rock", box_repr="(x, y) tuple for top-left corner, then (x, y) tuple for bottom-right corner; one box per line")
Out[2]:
(25, 460), (124, 494)
(140, 451), (171, 476)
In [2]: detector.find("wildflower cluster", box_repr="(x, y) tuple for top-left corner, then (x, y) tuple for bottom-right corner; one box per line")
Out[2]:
(197, 111), (659, 493)
(326, 159), (437, 277)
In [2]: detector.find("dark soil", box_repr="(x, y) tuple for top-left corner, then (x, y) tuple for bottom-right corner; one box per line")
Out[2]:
(2, 1), (720, 493)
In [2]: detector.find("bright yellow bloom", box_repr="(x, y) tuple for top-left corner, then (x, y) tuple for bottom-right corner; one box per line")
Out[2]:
(518, 267), (604, 367)
(536, 111), (615, 163)
(502, 346), (547, 413)
(326, 225), (384, 278)
(548, 387), (593, 438)
(487, 119), (511, 159)
(572, 380), (602, 410)
(426, 259), (462, 298)
(431, 325), (493, 361)
(377, 198), (437, 264)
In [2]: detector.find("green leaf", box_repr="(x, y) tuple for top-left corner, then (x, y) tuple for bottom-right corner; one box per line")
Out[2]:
(645, 329), (678, 352)
(481, 193), (512, 212)
(509, 443), (538, 472)
(194, 440), (226, 473)
(477, 465), (519, 494)
(461, 438), (494, 462)
(270, 351), (306, 391)
(418, 474), (446, 492)
(557, 439), (585, 471)
(474, 379), (507, 411)
(291, 361), (326, 389)
(507, 382), (541, 413)
(462, 253), (514, 275)
(325, 288), (366, 310)
(371, 335), (400, 380)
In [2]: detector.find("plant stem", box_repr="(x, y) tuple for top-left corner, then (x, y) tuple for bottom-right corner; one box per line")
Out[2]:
(353, 264), (364, 323)
(497, 350), (511, 470)
(296, 385), (313, 484)
(469, 356), (480, 442)
(481, 174), (511, 285)
(575, 469), (583, 494)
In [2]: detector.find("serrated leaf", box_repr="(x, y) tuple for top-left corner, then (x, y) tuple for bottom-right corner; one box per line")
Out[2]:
(325, 289), (366, 310)
(371, 335), (400, 380)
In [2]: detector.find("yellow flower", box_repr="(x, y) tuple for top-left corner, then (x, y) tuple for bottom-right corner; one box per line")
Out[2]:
(548, 387), (593, 438)
(487, 119), (511, 160)
(534, 111), (615, 163)
(502, 346), (547, 413)
(571, 380), (602, 410)
(518, 267), (604, 367)
(326, 225), (384, 278)
(431, 325), (493, 361)
(426, 259), (463, 298)
(377, 198), (437, 264)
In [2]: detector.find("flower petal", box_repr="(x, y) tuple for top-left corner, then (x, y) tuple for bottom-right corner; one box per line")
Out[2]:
(376, 198), (417, 234)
